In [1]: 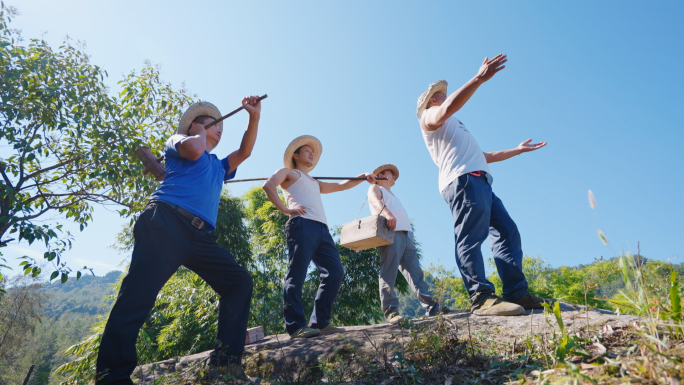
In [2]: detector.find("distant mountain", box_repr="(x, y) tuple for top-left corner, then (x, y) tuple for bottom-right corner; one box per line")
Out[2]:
(40, 270), (123, 319)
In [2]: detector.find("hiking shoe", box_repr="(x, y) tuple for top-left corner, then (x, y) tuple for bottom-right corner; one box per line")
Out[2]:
(207, 363), (251, 382)
(289, 326), (321, 339)
(509, 292), (555, 310)
(387, 312), (404, 325)
(427, 304), (452, 317)
(319, 324), (345, 335)
(471, 294), (525, 316)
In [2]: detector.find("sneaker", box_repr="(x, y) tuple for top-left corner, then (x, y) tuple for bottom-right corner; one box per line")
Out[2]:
(386, 312), (404, 325)
(289, 326), (321, 339)
(319, 324), (345, 335)
(509, 292), (555, 310)
(207, 363), (251, 382)
(471, 293), (525, 316)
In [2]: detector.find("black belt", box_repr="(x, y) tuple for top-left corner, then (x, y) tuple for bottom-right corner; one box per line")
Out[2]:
(150, 200), (206, 230)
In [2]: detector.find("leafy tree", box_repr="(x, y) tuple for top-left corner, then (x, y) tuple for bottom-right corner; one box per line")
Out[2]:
(0, 275), (45, 384)
(487, 255), (556, 300)
(241, 186), (289, 334)
(0, 4), (193, 282)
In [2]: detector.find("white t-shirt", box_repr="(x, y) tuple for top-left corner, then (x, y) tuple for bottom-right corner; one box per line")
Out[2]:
(421, 115), (493, 193)
(282, 170), (327, 225)
(368, 185), (412, 232)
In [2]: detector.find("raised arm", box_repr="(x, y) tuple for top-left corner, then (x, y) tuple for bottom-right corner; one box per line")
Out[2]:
(422, 54), (507, 131)
(262, 168), (306, 216)
(177, 123), (208, 161)
(484, 139), (547, 163)
(368, 185), (396, 230)
(226, 96), (262, 174)
(319, 173), (376, 194)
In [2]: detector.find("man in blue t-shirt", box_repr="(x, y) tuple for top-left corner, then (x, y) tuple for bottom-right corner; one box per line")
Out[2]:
(96, 97), (261, 384)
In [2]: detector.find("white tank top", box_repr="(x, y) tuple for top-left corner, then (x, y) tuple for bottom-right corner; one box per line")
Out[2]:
(368, 186), (412, 232)
(421, 115), (492, 193)
(282, 170), (327, 225)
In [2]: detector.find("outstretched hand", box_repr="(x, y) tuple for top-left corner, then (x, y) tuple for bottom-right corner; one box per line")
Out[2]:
(363, 173), (377, 184)
(475, 54), (507, 83)
(517, 139), (547, 153)
(242, 95), (262, 115)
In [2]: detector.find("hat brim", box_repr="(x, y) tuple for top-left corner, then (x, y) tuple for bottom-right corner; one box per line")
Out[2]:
(283, 135), (323, 170)
(373, 164), (399, 180)
(416, 80), (447, 119)
(177, 102), (223, 135)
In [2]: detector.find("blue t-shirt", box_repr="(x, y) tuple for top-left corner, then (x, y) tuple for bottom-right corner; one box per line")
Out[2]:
(150, 135), (237, 230)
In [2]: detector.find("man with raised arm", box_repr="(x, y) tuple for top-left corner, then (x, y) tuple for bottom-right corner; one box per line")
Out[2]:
(262, 135), (375, 339)
(417, 55), (550, 316)
(368, 164), (449, 325)
(96, 97), (261, 384)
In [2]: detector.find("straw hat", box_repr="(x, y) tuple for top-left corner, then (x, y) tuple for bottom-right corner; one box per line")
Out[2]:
(283, 135), (323, 170)
(416, 80), (448, 118)
(177, 101), (223, 135)
(373, 164), (399, 180)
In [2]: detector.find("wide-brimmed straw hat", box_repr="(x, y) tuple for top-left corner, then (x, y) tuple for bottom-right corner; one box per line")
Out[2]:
(283, 135), (323, 170)
(416, 80), (448, 118)
(373, 164), (399, 181)
(177, 101), (223, 135)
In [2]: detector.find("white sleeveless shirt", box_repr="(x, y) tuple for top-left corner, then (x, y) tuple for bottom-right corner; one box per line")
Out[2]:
(282, 170), (327, 225)
(421, 115), (493, 193)
(368, 185), (412, 232)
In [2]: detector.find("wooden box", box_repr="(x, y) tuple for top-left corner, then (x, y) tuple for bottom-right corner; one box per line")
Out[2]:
(339, 215), (394, 251)
(245, 326), (264, 344)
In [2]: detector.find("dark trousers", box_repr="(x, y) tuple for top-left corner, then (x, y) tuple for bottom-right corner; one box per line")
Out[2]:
(283, 217), (344, 334)
(96, 202), (253, 384)
(441, 174), (528, 302)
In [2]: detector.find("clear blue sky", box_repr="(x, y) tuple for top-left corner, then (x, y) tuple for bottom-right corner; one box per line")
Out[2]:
(4, 0), (683, 277)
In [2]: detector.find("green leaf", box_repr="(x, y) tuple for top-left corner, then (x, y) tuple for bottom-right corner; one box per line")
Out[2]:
(50, 270), (59, 281)
(61, 272), (68, 283)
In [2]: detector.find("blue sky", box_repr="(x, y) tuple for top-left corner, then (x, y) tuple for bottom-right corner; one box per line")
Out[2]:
(3, 0), (683, 278)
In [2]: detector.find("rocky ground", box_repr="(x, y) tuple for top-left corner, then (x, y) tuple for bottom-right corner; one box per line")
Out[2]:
(130, 302), (641, 384)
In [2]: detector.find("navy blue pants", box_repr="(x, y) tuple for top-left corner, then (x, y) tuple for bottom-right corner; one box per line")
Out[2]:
(441, 173), (528, 302)
(283, 217), (344, 334)
(96, 202), (253, 384)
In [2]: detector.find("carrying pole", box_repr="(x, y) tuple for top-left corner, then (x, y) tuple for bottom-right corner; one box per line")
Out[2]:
(224, 177), (387, 184)
(204, 94), (268, 129)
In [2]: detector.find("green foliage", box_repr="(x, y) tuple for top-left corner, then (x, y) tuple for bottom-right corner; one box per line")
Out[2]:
(543, 301), (591, 364)
(0, 5), (193, 280)
(0, 271), (119, 385)
(329, 238), (384, 326)
(241, 186), (289, 335)
(0, 275), (44, 384)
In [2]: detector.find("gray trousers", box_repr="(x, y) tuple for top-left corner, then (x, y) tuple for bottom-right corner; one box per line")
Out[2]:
(377, 231), (438, 319)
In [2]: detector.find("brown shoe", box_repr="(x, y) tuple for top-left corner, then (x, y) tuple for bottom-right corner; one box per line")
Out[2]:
(509, 292), (555, 310)
(471, 294), (525, 316)
(319, 324), (345, 335)
(289, 326), (321, 339)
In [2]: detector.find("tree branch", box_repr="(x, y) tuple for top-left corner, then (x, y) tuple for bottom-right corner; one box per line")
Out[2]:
(0, 162), (13, 188)
(16, 123), (43, 190)
(20, 156), (82, 183)
(22, 191), (131, 210)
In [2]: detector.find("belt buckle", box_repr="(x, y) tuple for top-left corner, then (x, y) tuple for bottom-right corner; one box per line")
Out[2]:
(191, 217), (204, 230)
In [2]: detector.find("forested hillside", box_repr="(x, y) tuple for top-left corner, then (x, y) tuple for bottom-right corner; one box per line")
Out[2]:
(0, 271), (121, 384)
